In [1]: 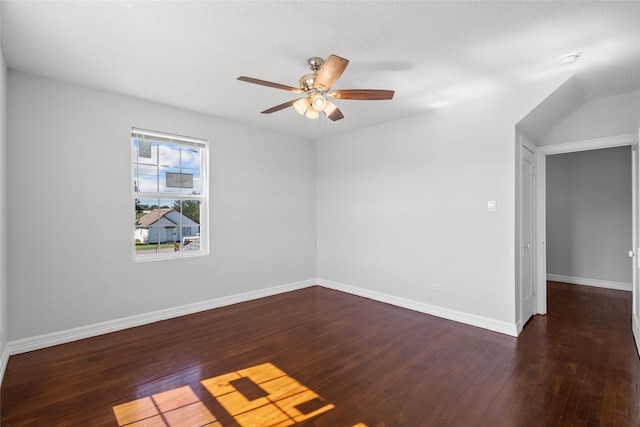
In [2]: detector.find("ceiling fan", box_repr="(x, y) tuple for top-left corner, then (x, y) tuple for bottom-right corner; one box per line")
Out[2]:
(237, 54), (394, 121)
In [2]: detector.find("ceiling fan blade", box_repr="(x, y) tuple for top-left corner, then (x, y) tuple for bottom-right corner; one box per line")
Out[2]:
(313, 54), (349, 91)
(238, 76), (303, 93)
(327, 89), (394, 100)
(326, 108), (344, 121)
(324, 100), (344, 121)
(261, 99), (299, 114)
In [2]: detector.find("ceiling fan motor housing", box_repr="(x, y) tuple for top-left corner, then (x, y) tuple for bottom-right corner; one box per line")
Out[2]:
(299, 72), (317, 91)
(299, 56), (326, 90)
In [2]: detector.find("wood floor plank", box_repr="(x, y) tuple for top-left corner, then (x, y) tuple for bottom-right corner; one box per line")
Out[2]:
(1, 282), (639, 426)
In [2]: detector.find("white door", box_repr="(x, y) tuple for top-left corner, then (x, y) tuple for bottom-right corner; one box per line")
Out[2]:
(633, 130), (640, 357)
(521, 145), (536, 325)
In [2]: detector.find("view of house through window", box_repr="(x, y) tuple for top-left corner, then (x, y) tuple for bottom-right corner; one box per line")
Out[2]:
(132, 128), (207, 260)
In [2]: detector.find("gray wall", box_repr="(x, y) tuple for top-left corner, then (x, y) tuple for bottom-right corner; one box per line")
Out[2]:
(0, 36), (7, 359)
(546, 146), (632, 284)
(539, 90), (640, 146)
(317, 76), (568, 329)
(7, 71), (318, 341)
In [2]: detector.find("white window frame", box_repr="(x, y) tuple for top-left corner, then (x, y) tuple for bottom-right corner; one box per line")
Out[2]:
(131, 127), (209, 262)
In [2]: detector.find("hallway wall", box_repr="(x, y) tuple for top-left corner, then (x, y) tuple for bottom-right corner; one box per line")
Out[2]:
(546, 146), (632, 288)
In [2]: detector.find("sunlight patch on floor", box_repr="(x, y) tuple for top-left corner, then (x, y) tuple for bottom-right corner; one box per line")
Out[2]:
(112, 362), (364, 427)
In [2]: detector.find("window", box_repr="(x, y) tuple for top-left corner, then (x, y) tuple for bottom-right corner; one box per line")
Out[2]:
(132, 128), (208, 260)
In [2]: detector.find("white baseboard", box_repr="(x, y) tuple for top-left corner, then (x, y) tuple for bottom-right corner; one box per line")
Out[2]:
(0, 343), (8, 386)
(5, 279), (315, 357)
(317, 279), (518, 337)
(633, 314), (640, 358)
(547, 274), (632, 292)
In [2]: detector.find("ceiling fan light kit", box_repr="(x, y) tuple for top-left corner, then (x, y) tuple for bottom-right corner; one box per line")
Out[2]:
(293, 98), (309, 115)
(311, 93), (327, 111)
(238, 54), (394, 122)
(305, 107), (319, 120)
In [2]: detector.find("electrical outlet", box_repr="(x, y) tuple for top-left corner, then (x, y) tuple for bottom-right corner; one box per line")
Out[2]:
(431, 282), (442, 292)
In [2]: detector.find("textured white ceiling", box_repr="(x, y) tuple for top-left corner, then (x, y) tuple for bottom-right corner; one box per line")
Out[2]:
(1, 1), (639, 139)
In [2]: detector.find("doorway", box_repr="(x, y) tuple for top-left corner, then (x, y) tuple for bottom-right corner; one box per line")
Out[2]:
(545, 146), (632, 290)
(534, 134), (638, 318)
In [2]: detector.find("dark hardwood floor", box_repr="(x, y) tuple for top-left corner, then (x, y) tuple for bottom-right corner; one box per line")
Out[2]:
(1, 281), (638, 426)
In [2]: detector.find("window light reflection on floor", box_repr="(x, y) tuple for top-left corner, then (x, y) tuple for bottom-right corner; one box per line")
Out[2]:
(112, 362), (366, 427)
(112, 385), (220, 427)
(201, 362), (334, 426)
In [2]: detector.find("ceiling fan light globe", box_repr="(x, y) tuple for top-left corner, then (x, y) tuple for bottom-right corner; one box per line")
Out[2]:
(293, 98), (309, 115)
(311, 93), (327, 111)
(305, 108), (319, 119)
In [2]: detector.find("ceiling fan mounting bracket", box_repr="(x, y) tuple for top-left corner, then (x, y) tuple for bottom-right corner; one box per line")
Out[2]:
(307, 57), (324, 71)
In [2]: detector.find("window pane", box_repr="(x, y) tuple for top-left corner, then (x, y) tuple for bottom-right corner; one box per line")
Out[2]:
(175, 200), (201, 250)
(134, 198), (201, 255)
(134, 139), (203, 196)
(133, 139), (160, 193)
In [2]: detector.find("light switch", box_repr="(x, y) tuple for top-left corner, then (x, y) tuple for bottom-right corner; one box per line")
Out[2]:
(488, 200), (497, 212)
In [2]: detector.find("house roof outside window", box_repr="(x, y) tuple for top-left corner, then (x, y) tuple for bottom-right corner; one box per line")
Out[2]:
(136, 208), (199, 228)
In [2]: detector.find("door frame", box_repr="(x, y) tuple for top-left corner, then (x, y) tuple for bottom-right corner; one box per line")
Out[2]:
(534, 133), (638, 316)
(518, 136), (537, 334)
(634, 128), (640, 358)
